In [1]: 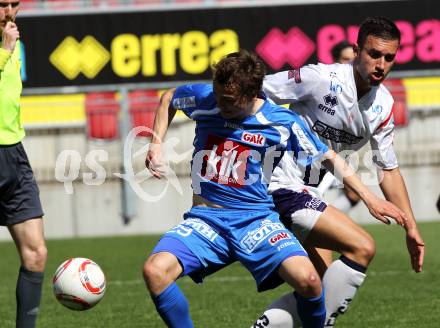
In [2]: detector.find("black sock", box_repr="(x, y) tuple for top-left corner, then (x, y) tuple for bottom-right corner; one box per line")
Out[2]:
(16, 266), (44, 328)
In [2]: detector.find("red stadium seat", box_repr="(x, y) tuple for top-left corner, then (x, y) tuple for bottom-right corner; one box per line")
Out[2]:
(85, 92), (120, 140)
(44, 0), (80, 9)
(19, 0), (41, 11)
(383, 79), (409, 128)
(128, 89), (159, 138)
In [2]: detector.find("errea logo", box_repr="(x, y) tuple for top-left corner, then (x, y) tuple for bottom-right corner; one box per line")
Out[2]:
(242, 132), (266, 146)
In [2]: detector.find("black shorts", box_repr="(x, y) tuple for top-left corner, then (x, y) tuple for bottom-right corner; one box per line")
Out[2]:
(0, 142), (44, 226)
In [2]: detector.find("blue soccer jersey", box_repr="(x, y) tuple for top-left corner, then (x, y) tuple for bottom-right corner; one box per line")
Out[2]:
(171, 83), (328, 210)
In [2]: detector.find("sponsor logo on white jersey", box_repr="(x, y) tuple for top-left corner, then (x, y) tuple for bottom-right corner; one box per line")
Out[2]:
(312, 120), (362, 145)
(242, 132), (266, 146)
(323, 93), (338, 108)
(241, 219), (285, 253)
(330, 81), (343, 94)
(372, 104), (383, 114)
(318, 103), (336, 116)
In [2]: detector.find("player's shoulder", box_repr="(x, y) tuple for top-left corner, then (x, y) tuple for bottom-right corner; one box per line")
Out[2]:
(378, 83), (394, 102)
(172, 83), (216, 111)
(261, 101), (303, 126)
(376, 84), (395, 113)
(300, 62), (328, 81)
(319, 63), (354, 84)
(370, 84), (395, 127)
(301, 62), (352, 85)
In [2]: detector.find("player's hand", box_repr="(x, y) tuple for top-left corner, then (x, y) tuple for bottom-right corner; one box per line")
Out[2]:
(406, 227), (425, 272)
(145, 143), (166, 179)
(365, 195), (407, 226)
(1, 21), (19, 53)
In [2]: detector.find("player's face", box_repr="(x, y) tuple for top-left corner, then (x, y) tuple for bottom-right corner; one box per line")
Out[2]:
(355, 35), (399, 87)
(214, 84), (253, 120)
(0, 1), (19, 32)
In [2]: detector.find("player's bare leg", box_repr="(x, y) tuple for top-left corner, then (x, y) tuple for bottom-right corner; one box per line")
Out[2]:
(305, 247), (333, 278)
(252, 206), (374, 327)
(143, 252), (193, 328)
(253, 256), (325, 328)
(304, 206), (374, 326)
(9, 218), (47, 328)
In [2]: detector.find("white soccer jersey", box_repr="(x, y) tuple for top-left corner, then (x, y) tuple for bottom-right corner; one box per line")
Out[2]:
(263, 63), (397, 192)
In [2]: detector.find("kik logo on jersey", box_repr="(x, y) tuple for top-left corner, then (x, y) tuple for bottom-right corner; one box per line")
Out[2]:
(201, 135), (250, 187)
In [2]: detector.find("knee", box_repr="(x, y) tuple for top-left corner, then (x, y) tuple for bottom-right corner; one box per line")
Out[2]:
(354, 234), (376, 264)
(143, 254), (177, 295)
(143, 257), (165, 284)
(22, 244), (47, 272)
(294, 268), (322, 298)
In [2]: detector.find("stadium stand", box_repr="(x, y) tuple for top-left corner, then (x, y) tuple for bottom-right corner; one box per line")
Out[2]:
(19, 0), (233, 11)
(85, 92), (120, 140)
(383, 79), (409, 128)
(84, 90), (158, 140)
(128, 89), (158, 138)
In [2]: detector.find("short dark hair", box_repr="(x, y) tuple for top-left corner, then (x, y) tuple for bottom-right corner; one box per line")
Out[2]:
(213, 50), (266, 100)
(357, 16), (401, 49)
(331, 40), (354, 62)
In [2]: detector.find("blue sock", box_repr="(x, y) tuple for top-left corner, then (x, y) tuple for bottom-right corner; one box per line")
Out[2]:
(153, 282), (194, 328)
(294, 290), (326, 328)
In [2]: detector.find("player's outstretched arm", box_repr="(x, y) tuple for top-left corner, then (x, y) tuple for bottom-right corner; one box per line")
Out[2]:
(145, 88), (177, 179)
(379, 168), (425, 272)
(322, 150), (407, 226)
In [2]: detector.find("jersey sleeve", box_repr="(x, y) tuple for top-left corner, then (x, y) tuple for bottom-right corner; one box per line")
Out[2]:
(370, 114), (398, 169)
(171, 84), (217, 120)
(262, 65), (322, 105)
(0, 48), (11, 72)
(288, 117), (329, 167)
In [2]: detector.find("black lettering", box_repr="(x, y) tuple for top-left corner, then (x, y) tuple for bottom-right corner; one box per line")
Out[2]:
(312, 120), (362, 144)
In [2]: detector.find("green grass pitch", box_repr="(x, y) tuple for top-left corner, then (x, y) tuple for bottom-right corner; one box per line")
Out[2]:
(0, 221), (439, 327)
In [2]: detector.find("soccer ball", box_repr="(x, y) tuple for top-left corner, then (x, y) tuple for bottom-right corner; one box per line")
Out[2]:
(52, 258), (106, 311)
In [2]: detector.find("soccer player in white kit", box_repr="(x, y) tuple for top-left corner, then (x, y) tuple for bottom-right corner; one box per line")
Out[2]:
(252, 17), (425, 327)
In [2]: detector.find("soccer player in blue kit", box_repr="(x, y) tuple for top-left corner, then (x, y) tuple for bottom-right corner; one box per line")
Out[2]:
(142, 50), (405, 328)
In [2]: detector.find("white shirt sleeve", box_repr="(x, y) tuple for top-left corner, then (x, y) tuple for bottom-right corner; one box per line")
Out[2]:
(262, 65), (322, 105)
(370, 115), (398, 169)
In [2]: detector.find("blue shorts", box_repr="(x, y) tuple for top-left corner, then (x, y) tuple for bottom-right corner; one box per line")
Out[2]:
(152, 206), (307, 292)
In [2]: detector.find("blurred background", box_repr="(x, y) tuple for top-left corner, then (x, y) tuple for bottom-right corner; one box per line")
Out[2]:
(2, 0), (439, 240)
